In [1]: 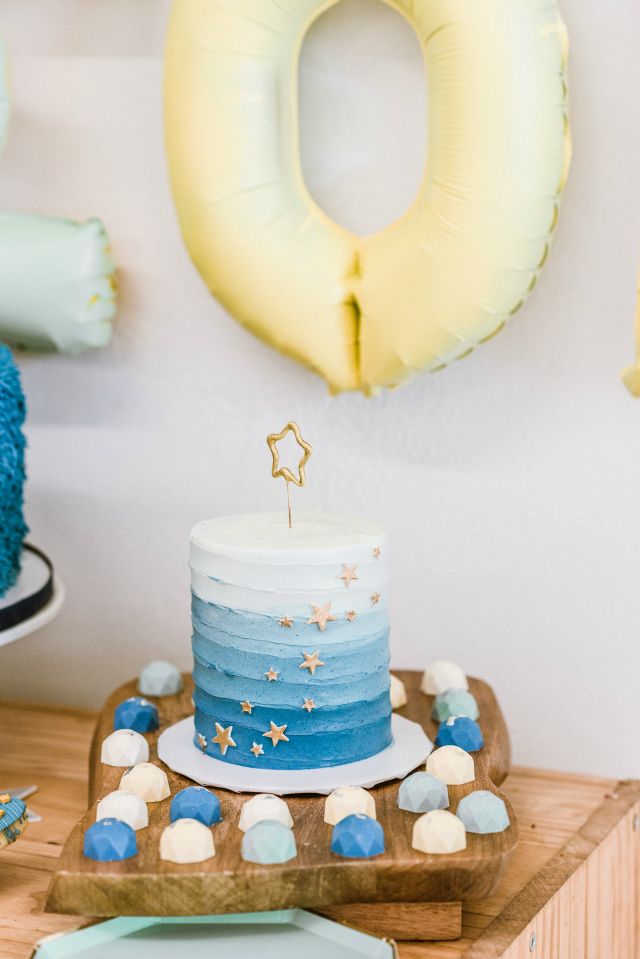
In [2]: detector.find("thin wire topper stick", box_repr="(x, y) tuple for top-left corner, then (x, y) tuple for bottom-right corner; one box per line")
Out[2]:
(266, 422), (313, 529)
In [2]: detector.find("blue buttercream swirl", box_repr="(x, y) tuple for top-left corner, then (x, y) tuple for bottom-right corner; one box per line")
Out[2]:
(191, 595), (393, 769)
(0, 346), (28, 597)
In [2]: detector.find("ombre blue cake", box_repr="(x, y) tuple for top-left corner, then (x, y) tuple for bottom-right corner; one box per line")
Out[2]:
(0, 345), (28, 598)
(190, 512), (393, 770)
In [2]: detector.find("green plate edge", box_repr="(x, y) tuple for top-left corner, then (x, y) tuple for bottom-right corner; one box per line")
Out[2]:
(33, 909), (395, 958)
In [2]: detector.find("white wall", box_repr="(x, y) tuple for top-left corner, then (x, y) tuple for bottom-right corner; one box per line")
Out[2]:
(0, 0), (638, 778)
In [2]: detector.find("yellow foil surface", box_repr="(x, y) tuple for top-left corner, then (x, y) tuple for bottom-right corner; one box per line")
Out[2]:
(165, 0), (571, 394)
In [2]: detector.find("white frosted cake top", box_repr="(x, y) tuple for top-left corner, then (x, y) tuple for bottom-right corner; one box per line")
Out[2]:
(190, 511), (386, 561)
(189, 511), (388, 615)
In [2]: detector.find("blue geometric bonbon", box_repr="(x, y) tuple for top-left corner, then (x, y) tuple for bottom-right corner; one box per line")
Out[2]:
(435, 716), (484, 752)
(83, 818), (137, 862)
(331, 813), (385, 859)
(114, 697), (159, 733)
(170, 786), (222, 826)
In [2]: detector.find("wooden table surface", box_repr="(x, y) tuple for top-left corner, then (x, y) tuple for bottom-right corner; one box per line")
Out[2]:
(1, 699), (638, 959)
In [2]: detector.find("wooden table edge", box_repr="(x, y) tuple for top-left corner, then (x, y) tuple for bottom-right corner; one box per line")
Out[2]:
(461, 778), (640, 958)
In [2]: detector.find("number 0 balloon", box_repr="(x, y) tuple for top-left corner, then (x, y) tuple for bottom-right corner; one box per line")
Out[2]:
(165, 0), (571, 394)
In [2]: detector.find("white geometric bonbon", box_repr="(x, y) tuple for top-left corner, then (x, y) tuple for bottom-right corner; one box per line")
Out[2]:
(238, 793), (293, 832)
(420, 660), (468, 696)
(412, 809), (467, 854)
(390, 674), (408, 709)
(100, 729), (149, 767)
(324, 785), (376, 825)
(426, 746), (475, 785)
(119, 762), (171, 802)
(96, 790), (149, 831)
(159, 818), (215, 863)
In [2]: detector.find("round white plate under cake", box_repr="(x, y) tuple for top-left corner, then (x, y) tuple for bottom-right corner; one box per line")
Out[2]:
(158, 714), (432, 796)
(0, 548), (65, 649)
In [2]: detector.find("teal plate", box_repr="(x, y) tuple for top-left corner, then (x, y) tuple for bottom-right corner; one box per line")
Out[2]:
(34, 910), (396, 959)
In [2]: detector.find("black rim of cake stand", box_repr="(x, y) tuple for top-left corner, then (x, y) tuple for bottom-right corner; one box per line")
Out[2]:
(0, 544), (55, 632)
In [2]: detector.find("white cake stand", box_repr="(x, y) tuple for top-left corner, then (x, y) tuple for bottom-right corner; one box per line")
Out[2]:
(0, 547), (65, 649)
(158, 714), (432, 796)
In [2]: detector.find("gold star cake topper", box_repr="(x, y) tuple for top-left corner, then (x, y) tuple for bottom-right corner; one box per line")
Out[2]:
(267, 421), (312, 528)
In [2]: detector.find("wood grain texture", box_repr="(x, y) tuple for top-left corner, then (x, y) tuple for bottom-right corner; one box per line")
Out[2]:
(317, 902), (462, 941)
(1, 698), (636, 958)
(45, 672), (516, 918)
(463, 780), (640, 959)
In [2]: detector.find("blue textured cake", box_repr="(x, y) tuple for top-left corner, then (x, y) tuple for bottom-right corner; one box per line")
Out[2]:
(190, 512), (392, 770)
(0, 346), (28, 597)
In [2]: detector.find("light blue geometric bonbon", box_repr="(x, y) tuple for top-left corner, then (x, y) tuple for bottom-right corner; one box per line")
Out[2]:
(435, 716), (484, 752)
(398, 772), (449, 814)
(432, 690), (479, 723)
(83, 818), (137, 862)
(170, 786), (221, 826)
(331, 813), (385, 859)
(138, 660), (184, 697)
(456, 791), (510, 834)
(114, 697), (159, 733)
(241, 820), (297, 865)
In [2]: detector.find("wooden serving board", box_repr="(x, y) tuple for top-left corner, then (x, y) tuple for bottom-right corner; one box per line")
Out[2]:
(46, 671), (517, 940)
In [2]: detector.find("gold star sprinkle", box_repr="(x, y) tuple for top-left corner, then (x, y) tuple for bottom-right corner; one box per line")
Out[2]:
(211, 722), (237, 756)
(302, 698), (317, 712)
(345, 610), (357, 622)
(373, 546), (381, 559)
(263, 721), (289, 747)
(279, 616), (293, 628)
(197, 732), (207, 751)
(307, 602), (336, 631)
(0, 810), (4, 818)
(250, 742), (264, 758)
(339, 563), (359, 588)
(0, 794), (10, 804)
(300, 650), (325, 675)
(265, 666), (280, 682)
(370, 593), (381, 605)
(240, 700), (253, 714)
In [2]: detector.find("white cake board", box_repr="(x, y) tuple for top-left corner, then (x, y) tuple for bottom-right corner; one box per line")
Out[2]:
(0, 550), (65, 649)
(157, 714), (432, 796)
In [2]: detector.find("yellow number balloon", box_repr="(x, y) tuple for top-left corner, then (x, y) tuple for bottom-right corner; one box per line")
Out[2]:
(165, 0), (571, 394)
